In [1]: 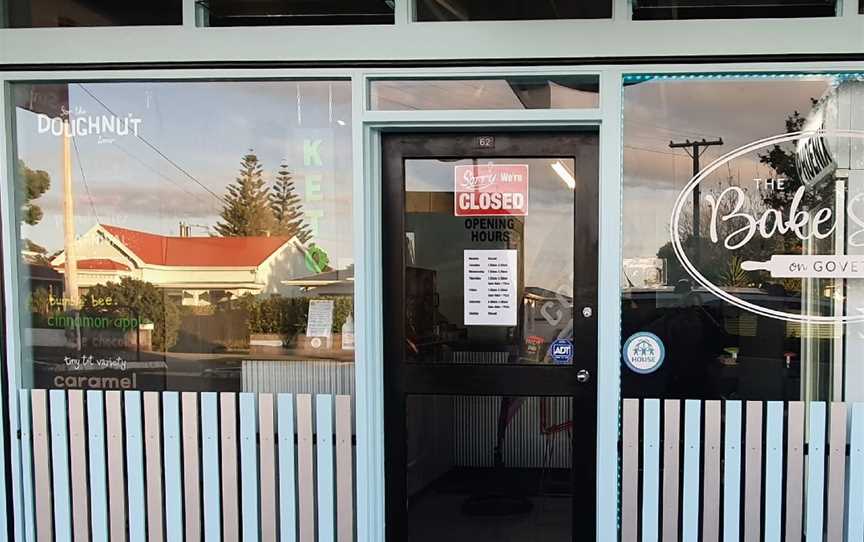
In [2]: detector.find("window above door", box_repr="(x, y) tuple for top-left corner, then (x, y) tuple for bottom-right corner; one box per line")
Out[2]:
(631, 0), (837, 19)
(369, 75), (600, 111)
(414, 0), (611, 21)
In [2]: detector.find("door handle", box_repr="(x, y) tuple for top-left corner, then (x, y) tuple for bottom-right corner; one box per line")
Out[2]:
(576, 369), (590, 383)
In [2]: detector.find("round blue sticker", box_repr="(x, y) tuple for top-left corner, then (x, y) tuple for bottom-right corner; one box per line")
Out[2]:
(623, 332), (665, 374)
(549, 339), (574, 364)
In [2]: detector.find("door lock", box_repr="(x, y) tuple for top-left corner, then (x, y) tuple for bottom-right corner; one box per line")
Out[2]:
(582, 306), (592, 318)
(576, 369), (591, 383)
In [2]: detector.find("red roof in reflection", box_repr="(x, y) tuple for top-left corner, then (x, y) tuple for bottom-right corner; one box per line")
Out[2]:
(77, 258), (131, 271)
(101, 225), (292, 267)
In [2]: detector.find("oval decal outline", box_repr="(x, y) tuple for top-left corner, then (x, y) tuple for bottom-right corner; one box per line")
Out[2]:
(669, 129), (864, 324)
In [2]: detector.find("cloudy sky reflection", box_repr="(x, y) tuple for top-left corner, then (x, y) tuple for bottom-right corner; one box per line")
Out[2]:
(15, 80), (354, 268)
(623, 77), (832, 262)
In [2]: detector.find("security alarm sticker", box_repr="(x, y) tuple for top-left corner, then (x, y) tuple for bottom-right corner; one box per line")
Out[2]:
(549, 339), (574, 365)
(464, 249), (517, 326)
(455, 163), (528, 216)
(623, 332), (665, 374)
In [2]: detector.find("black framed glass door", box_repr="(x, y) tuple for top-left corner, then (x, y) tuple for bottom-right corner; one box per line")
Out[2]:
(382, 132), (599, 542)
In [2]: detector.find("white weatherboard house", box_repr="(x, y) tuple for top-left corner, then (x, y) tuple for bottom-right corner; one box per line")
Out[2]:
(51, 224), (309, 305)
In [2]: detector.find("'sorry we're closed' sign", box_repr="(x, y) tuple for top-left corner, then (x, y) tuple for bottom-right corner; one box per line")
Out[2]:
(454, 163), (528, 217)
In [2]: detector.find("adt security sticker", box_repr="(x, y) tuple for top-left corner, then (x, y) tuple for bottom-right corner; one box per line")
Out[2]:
(549, 339), (574, 365)
(623, 332), (665, 374)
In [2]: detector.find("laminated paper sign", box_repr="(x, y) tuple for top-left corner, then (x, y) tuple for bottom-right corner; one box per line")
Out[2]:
(306, 299), (334, 338)
(464, 249), (518, 326)
(454, 163), (528, 216)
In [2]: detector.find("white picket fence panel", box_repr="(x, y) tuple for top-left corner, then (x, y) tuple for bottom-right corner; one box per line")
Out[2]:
(18, 390), (354, 542)
(621, 399), (864, 542)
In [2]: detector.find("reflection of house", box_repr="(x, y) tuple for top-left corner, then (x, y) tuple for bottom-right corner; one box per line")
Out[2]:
(51, 224), (309, 305)
(25, 263), (64, 297)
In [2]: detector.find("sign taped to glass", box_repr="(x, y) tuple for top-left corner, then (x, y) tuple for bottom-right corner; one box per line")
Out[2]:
(454, 163), (528, 216)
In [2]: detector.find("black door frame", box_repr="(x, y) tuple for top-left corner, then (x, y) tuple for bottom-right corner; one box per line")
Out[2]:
(382, 131), (600, 541)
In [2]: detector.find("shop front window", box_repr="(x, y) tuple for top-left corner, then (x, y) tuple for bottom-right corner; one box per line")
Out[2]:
(370, 76), (599, 110)
(198, 0), (394, 26)
(622, 73), (864, 403)
(414, 0), (611, 21)
(631, 0), (836, 19)
(10, 80), (355, 395)
(2, 0), (182, 27)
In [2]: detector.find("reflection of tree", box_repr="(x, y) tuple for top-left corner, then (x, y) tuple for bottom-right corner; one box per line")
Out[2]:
(757, 102), (836, 293)
(656, 102), (838, 294)
(20, 159), (50, 226)
(758, 101), (834, 211)
(270, 162), (312, 243)
(27, 287), (52, 324)
(215, 152), (276, 237)
(217, 153), (319, 245)
(658, 179), (784, 287)
(19, 159), (52, 265)
(240, 293), (352, 341)
(83, 278), (180, 352)
(719, 255), (750, 288)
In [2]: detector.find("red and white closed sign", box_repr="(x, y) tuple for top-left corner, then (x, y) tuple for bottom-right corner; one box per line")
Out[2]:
(454, 163), (529, 217)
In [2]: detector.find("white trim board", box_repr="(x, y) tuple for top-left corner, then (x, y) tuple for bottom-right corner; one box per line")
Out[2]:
(355, 112), (618, 542)
(0, 78), (23, 542)
(0, 15), (863, 65)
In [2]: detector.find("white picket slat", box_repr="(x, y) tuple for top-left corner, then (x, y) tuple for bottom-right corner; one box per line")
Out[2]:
(297, 394), (316, 542)
(31, 390), (52, 542)
(105, 391), (126, 542)
(182, 392), (202, 542)
(335, 395), (354, 542)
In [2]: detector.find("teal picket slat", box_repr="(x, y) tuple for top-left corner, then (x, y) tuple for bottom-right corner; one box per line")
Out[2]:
(805, 402), (826, 542)
(49, 390), (71, 542)
(316, 395), (336, 542)
(125, 391), (146, 542)
(764, 402), (783, 542)
(682, 400), (701, 542)
(723, 401), (742, 542)
(240, 393), (260, 542)
(19, 390), (35, 542)
(201, 392), (222, 542)
(642, 399), (660, 542)
(163, 392), (184, 542)
(847, 403), (864, 541)
(87, 392), (108, 542)
(278, 394), (297, 542)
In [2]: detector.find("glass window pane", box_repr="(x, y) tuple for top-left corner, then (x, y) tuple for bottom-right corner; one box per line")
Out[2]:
(415, 0), (610, 20)
(405, 157), (575, 364)
(632, 0), (836, 20)
(406, 394), (574, 541)
(11, 80), (354, 395)
(4, 0), (181, 27)
(370, 76), (599, 110)
(200, 0), (394, 26)
(621, 73), (864, 403)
